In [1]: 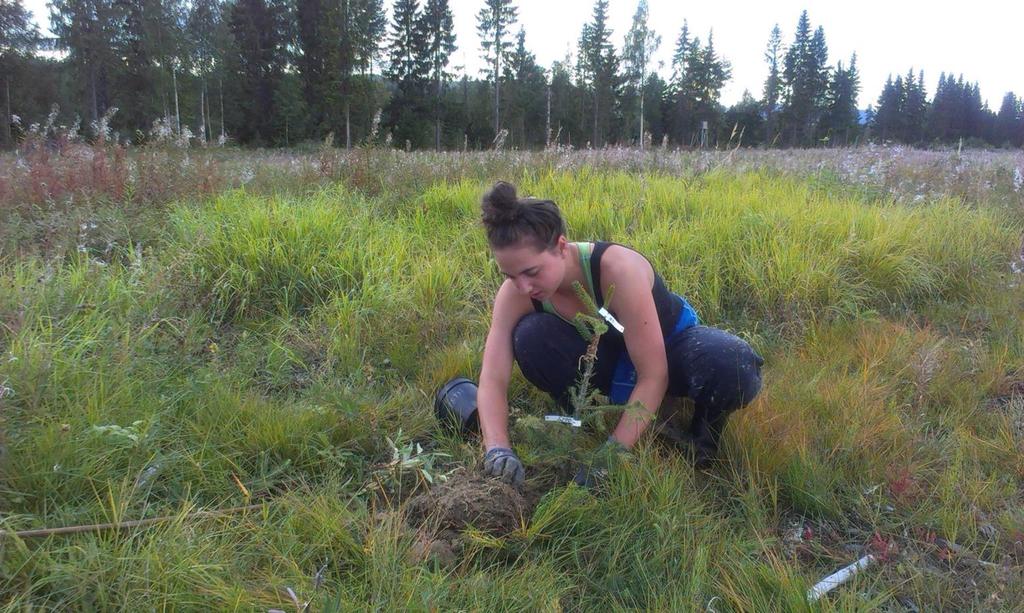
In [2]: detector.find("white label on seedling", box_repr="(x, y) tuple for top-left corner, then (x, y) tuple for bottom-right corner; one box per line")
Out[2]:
(544, 415), (582, 427)
(598, 307), (625, 332)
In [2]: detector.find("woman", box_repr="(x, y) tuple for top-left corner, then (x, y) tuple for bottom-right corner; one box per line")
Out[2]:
(474, 182), (763, 488)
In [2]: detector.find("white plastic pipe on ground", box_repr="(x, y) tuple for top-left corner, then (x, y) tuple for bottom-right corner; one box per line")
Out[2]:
(806, 554), (875, 602)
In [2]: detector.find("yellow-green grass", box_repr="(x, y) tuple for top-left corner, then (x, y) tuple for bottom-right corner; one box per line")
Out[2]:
(1, 169), (1021, 610)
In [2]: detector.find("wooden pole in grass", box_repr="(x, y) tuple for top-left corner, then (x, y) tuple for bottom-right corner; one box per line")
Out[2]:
(2, 504), (265, 539)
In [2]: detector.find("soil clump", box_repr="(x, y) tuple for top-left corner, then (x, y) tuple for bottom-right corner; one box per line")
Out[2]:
(406, 469), (527, 536)
(403, 464), (577, 565)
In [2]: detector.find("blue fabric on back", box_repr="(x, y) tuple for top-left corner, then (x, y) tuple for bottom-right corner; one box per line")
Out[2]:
(609, 294), (699, 404)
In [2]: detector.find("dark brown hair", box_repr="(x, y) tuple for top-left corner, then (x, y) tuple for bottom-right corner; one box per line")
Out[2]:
(481, 181), (565, 250)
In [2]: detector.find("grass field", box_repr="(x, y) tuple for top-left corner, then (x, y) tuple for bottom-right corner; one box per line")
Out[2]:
(1, 145), (1023, 610)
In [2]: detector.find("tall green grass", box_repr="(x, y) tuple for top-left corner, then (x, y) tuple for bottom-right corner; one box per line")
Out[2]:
(1, 168), (1021, 609)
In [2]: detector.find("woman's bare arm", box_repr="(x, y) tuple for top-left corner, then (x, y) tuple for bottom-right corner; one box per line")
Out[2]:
(478, 279), (534, 450)
(602, 248), (669, 448)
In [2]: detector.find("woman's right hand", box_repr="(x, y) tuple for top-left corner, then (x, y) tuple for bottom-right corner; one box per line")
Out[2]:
(477, 279), (534, 452)
(482, 447), (525, 488)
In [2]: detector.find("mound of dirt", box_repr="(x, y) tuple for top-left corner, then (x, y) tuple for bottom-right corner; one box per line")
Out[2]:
(406, 470), (527, 536)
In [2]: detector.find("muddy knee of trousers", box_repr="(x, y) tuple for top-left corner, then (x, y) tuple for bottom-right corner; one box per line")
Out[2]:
(700, 339), (764, 413)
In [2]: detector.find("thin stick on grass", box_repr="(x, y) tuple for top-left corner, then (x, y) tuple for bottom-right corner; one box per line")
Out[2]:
(2, 504), (265, 539)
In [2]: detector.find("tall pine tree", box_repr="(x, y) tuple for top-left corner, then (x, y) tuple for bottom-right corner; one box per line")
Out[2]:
(385, 0), (429, 147)
(49, 0), (127, 123)
(995, 92), (1022, 147)
(1, 0), (39, 147)
(780, 11), (829, 146)
(577, 0), (619, 147)
(419, 0), (456, 150)
(501, 27), (545, 147)
(668, 19), (689, 144)
(225, 0), (291, 145)
(547, 53), (583, 147)
(872, 74), (903, 142)
(820, 54), (860, 145)
(476, 0), (517, 137)
(677, 31), (730, 146)
(901, 68), (927, 144)
(761, 23), (783, 147)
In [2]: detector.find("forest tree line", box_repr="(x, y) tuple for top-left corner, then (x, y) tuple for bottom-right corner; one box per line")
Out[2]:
(1, 0), (1022, 150)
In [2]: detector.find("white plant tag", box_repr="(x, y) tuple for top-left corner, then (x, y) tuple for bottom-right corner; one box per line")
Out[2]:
(544, 414), (582, 427)
(598, 307), (625, 333)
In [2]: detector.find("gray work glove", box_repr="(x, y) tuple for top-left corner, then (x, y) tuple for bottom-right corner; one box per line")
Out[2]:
(482, 447), (525, 488)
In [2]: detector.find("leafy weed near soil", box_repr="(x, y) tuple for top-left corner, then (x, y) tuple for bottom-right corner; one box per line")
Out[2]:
(1, 157), (1023, 610)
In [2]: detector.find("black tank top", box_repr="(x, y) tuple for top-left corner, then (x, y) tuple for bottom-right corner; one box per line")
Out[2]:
(530, 241), (683, 341)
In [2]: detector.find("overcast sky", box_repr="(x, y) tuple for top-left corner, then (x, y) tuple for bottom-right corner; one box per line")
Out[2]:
(24, 0), (1023, 109)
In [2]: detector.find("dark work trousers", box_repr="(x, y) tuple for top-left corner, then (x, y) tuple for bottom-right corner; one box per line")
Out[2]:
(512, 311), (764, 456)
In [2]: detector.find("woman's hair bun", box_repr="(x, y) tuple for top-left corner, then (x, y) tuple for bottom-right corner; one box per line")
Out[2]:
(481, 181), (522, 224)
(480, 180), (564, 249)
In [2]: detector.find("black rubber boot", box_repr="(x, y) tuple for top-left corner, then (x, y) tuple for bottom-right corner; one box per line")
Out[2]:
(686, 410), (728, 468)
(651, 410), (710, 468)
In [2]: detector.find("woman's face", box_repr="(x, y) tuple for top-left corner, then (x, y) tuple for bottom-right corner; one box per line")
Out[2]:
(492, 236), (568, 301)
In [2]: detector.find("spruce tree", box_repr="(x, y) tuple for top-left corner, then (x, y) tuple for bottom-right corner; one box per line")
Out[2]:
(677, 31), (730, 146)
(349, 0), (387, 145)
(670, 19), (690, 90)
(723, 90), (764, 147)
(385, 0), (429, 147)
(668, 19), (691, 145)
(386, 0), (427, 87)
(808, 25), (830, 140)
(419, 0), (456, 150)
(781, 10), (811, 145)
(502, 27), (545, 147)
(641, 72), (669, 146)
(872, 74), (904, 142)
(296, 0), (331, 135)
(928, 72), (952, 142)
(548, 54), (583, 147)
(49, 0), (128, 123)
(0, 0), (38, 147)
(780, 11), (829, 146)
(964, 81), (985, 141)
(821, 53), (860, 145)
(901, 68), (927, 144)
(995, 92), (1022, 147)
(761, 24), (783, 147)
(353, 0), (386, 76)
(225, 0), (291, 145)
(577, 0), (619, 148)
(476, 0), (518, 136)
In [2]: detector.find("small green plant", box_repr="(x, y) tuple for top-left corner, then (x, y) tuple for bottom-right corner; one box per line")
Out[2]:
(91, 420), (147, 448)
(370, 430), (451, 496)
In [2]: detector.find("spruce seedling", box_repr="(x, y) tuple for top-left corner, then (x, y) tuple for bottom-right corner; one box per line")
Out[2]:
(566, 281), (616, 426)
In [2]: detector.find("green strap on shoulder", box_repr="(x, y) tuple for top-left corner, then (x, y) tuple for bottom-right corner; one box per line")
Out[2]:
(576, 242), (597, 302)
(541, 242), (598, 320)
